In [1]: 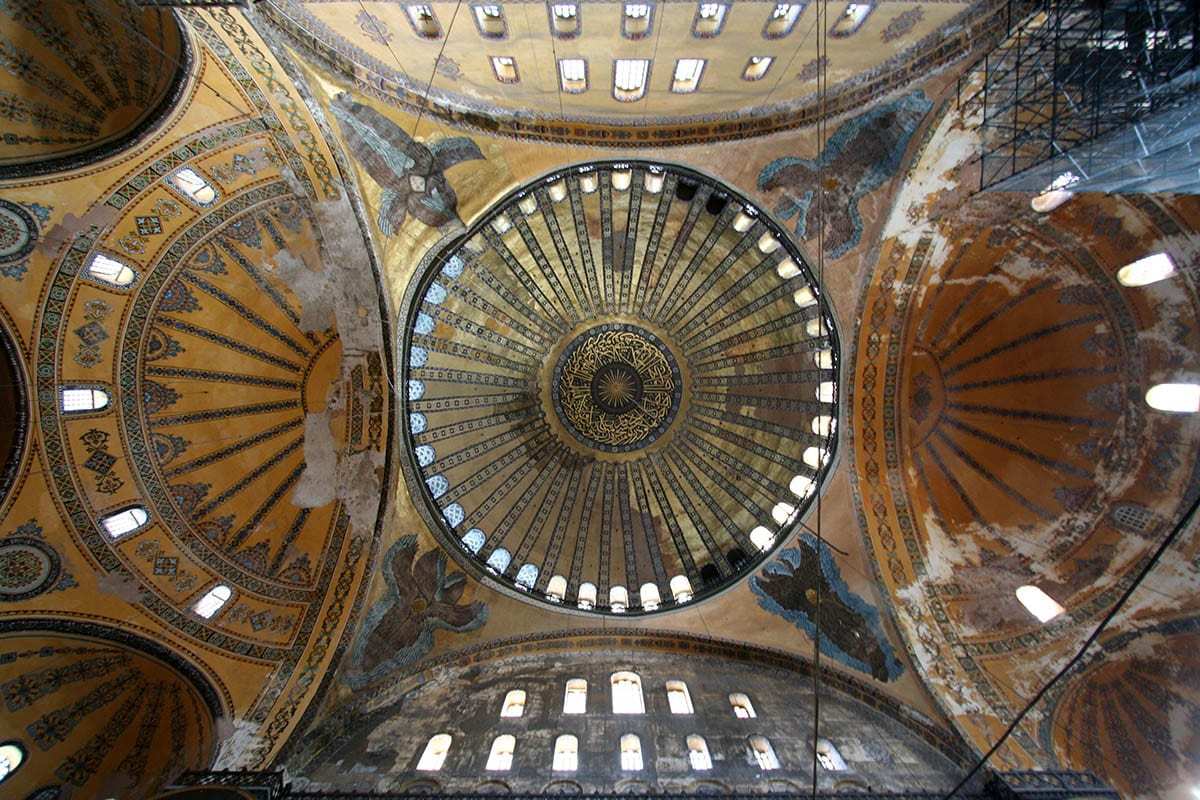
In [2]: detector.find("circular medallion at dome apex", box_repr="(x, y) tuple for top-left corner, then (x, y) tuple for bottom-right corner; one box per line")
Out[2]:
(553, 323), (682, 452)
(399, 161), (839, 615)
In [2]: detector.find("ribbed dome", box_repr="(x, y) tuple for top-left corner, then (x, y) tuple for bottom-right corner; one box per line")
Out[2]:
(399, 161), (838, 614)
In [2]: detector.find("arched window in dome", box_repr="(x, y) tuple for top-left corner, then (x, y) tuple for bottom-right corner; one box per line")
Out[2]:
(101, 506), (148, 539)
(425, 475), (449, 499)
(670, 575), (693, 603)
(515, 563), (539, 590)
(86, 252), (136, 287)
(558, 58), (588, 93)
(486, 734), (515, 771)
(577, 582), (597, 610)
(765, 3), (803, 38)
(1016, 584), (1065, 623)
(546, 574), (568, 602)
(611, 169), (632, 191)
(743, 55), (773, 81)
(1031, 172), (1078, 213)
(461, 529), (485, 554)
(811, 415), (835, 436)
(687, 735), (712, 770)
(803, 446), (826, 469)
(791, 474), (815, 498)
(193, 584), (232, 619)
(472, 4), (506, 38)
(730, 693), (756, 718)
(665, 681), (693, 714)
(549, 3), (579, 38)
(611, 671), (644, 714)
(776, 258), (800, 279)
(816, 381), (835, 403)
(405, 4), (442, 37)
(1146, 383), (1200, 413)
(693, 2), (729, 37)
(0, 741), (25, 783)
(167, 167), (218, 206)
(816, 739), (847, 770)
(486, 548), (511, 574)
(613, 58), (650, 101)
(639, 582), (661, 610)
(490, 56), (519, 84)
(61, 386), (109, 413)
(748, 735), (780, 770)
(830, 2), (873, 36)
(750, 525), (775, 552)
(415, 445), (436, 467)
(771, 502), (795, 525)
(813, 348), (834, 369)
(563, 679), (587, 714)
(442, 503), (464, 528)
(417, 734), (452, 771)
(620, 733), (643, 771)
(699, 563), (720, 585)
(609, 584), (629, 613)
(622, 3), (652, 38)
(1118, 252), (1175, 287)
(552, 734), (578, 771)
(500, 689), (526, 718)
(727, 546), (748, 570)
(793, 286), (816, 307)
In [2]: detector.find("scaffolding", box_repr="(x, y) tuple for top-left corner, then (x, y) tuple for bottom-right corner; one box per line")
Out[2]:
(959, 0), (1200, 193)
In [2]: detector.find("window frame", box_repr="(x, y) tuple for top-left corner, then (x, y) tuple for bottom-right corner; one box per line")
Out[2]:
(748, 735), (780, 770)
(490, 55), (520, 84)
(692, 2), (730, 37)
(729, 692), (757, 719)
(829, 2), (874, 36)
(100, 506), (150, 540)
(552, 733), (579, 771)
(500, 689), (527, 718)
(471, 4), (508, 38)
(416, 733), (453, 771)
(621, 2), (655, 40)
(763, 3), (804, 38)
(165, 166), (219, 208)
(620, 733), (643, 771)
(405, 4), (443, 38)
(563, 678), (588, 714)
(611, 671), (645, 714)
(671, 58), (707, 93)
(192, 583), (233, 620)
(742, 55), (774, 81)
(558, 58), (589, 93)
(85, 250), (138, 288)
(486, 734), (516, 771)
(686, 734), (713, 770)
(548, 3), (581, 38)
(612, 58), (652, 103)
(665, 680), (694, 714)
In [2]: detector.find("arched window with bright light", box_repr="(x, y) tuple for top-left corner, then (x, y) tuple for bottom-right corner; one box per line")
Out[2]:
(730, 692), (756, 718)
(515, 563), (539, 590)
(486, 547), (511, 574)
(0, 741), (25, 783)
(461, 529), (485, 554)
(101, 506), (148, 539)
(749, 525), (774, 552)
(620, 733), (643, 771)
(665, 680), (693, 714)
(1146, 383), (1200, 413)
(687, 735), (712, 770)
(500, 689), (526, 718)
(417, 734), (452, 771)
(1118, 252), (1175, 287)
(611, 671), (644, 714)
(552, 734), (578, 771)
(167, 167), (218, 206)
(577, 582), (597, 610)
(816, 738), (847, 770)
(639, 583), (661, 610)
(486, 734), (515, 771)
(609, 584), (629, 613)
(86, 252), (136, 287)
(546, 574), (567, 602)
(61, 386), (109, 413)
(1016, 584), (1065, 623)
(193, 584), (232, 619)
(563, 679), (587, 714)
(748, 735), (780, 770)
(670, 574), (693, 603)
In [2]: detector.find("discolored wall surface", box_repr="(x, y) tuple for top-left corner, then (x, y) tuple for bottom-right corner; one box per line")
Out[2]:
(288, 632), (969, 794)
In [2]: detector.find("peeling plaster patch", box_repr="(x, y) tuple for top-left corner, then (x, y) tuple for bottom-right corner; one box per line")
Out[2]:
(96, 571), (145, 603)
(214, 718), (267, 769)
(295, 412), (339, 508)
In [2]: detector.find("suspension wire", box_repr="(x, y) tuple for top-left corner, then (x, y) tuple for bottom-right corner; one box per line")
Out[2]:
(542, 1), (566, 121)
(810, 0), (828, 796)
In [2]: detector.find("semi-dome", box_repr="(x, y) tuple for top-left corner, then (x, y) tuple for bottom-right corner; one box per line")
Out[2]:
(399, 161), (838, 614)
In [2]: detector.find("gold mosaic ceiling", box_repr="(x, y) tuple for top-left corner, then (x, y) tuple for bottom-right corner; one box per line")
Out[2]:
(399, 160), (839, 613)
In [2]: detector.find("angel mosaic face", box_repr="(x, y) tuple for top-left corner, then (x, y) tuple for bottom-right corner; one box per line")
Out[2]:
(400, 161), (839, 614)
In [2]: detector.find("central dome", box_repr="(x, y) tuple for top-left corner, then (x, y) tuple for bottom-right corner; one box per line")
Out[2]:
(399, 161), (838, 614)
(553, 323), (682, 452)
